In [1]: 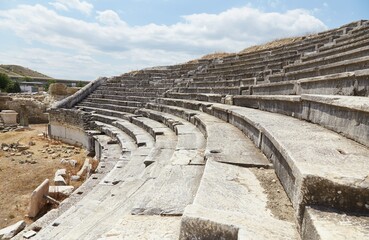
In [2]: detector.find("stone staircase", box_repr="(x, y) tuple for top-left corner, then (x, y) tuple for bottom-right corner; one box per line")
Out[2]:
(19, 20), (369, 239)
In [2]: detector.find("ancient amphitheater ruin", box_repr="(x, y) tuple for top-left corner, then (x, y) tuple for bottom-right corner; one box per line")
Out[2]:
(12, 20), (369, 239)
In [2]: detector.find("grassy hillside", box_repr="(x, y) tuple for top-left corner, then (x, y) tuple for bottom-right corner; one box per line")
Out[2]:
(0, 65), (51, 78)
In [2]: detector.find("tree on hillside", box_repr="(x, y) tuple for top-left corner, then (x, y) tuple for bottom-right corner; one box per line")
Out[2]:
(76, 81), (86, 88)
(44, 79), (56, 91)
(6, 80), (21, 93)
(23, 76), (32, 82)
(0, 73), (10, 90)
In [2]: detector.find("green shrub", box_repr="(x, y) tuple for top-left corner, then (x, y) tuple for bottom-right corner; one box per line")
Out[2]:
(6, 80), (21, 93)
(0, 73), (10, 90)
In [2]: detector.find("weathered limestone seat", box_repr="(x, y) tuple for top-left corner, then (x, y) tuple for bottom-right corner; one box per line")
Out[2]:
(30, 20), (369, 240)
(215, 93), (369, 147)
(155, 97), (369, 235)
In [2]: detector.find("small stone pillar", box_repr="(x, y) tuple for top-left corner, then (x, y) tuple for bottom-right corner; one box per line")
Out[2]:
(0, 110), (18, 126)
(19, 105), (29, 127)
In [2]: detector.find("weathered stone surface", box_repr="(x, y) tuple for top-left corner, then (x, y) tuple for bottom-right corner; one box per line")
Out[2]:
(54, 175), (67, 186)
(221, 104), (369, 217)
(55, 168), (67, 177)
(0, 221), (26, 239)
(0, 110), (18, 126)
(302, 207), (369, 240)
(22, 230), (37, 239)
(132, 165), (203, 216)
(301, 94), (369, 147)
(180, 160), (297, 240)
(28, 179), (49, 218)
(97, 215), (181, 240)
(49, 186), (74, 198)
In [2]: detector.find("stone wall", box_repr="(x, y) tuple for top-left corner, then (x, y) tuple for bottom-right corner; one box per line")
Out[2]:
(48, 108), (94, 151)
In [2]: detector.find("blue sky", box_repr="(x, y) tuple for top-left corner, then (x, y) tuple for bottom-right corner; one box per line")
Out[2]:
(0, 0), (368, 80)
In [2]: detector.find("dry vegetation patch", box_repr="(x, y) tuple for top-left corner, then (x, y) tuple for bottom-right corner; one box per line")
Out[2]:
(0, 124), (89, 228)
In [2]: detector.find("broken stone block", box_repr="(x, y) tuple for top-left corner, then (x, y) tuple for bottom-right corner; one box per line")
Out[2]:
(55, 168), (67, 177)
(28, 179), (49, 218)
(49, 186), (74, 198)
(17, 145), (29, 151)
(0, 110), (18, 126)
(77, 158), (90, 177)
(23, 230), (37, 239)
(0, 220), (26, 239)
(54, 175), (67, 186)
(70, 175), (80, 181)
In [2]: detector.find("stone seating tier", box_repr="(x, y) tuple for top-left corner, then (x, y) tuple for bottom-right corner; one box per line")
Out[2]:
(36, 20), (369, 240)
(302, 34), (369, 62)
(268, 55), (369, 82)
(156, 98), (369, 220)
(286, 45), (369, 73)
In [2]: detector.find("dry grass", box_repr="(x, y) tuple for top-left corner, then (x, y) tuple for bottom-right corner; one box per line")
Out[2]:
(200, 52), (234, 60)
(0, 124), (89, 228)
(0, 65), (50, 78)
(239, 36), (303, 54)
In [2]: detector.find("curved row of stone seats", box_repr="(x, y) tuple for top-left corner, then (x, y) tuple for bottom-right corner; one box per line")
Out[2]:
(166, 92), (224, 103)
(302, 27), (369, 62)
(251, 69), (369, 96)
(332, 21), (369, 45)
(135, 103), (300, 239)
(18, 127), (125, 236)
(89, 93), (156, 103)
(232, 94), (369, 147)
(268, 55), (369, 82)
(71, 91), (301, 238)
(177, 86), (241, 95)
(77, 98), (209, 180)
(33, 100), (212, 239)
(155, 97), (369, 238)
(284, 45), (369, 74)
(78, 94), (271, 167)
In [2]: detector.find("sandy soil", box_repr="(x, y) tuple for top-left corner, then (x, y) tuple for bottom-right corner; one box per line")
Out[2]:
(250, 167), (295, 223)
(0, 124), (89, 229)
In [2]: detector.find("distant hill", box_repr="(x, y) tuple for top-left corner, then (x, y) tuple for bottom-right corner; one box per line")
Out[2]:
(0, 64), (52, 79)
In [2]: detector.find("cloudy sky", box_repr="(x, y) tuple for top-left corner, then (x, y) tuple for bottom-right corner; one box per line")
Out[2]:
(0, 0), (368, 80)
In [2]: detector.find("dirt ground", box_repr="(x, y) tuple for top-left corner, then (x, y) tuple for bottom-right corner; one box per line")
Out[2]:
(0, 124), (89, 229)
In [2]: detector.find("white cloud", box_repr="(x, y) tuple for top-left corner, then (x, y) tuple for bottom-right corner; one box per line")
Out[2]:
(49, 2), (69, 11)
(49, 0), (93, 15)
(0, 4), (327, 80)
(96, 10), (127, 26)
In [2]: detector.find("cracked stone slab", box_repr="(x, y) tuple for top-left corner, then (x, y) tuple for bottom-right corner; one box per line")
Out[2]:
(302, 207), (369, 240)
(98, 215), (181, 240)
(132, 165), (204, 216)
(180, 160), (297, 240)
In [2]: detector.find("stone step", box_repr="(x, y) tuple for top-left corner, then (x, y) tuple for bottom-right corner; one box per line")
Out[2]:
(80, 101), (137, 114)
(92, 121), (136, 157)
(94, 89), (160, 98)
(84, 97), (146, 108)
(302, 207), (369, 240)
(180, 160), (298, 239)
(233, 94), (369, 147)
(256, 70), (369, 96)
(112, 119), (155, 149)
(303, 34), (369, 62)
(165, 92), (223, 103)
(96, 215), (181, 239)
(136, 108), (206, 166)
(286, 45), (369, 73)
(88, 94), (156, 103)
(147, 101), (271, 168)
(76, 105), (135, 121)
(165, 99), (369, 222)
(269, 55), (369, 82)
(131, 164), (204, 216)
